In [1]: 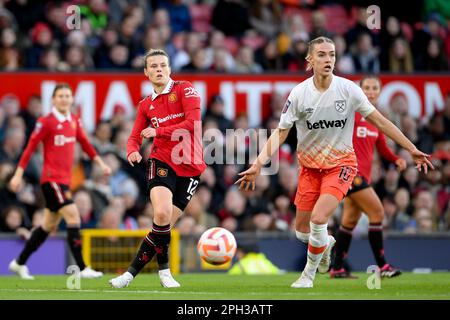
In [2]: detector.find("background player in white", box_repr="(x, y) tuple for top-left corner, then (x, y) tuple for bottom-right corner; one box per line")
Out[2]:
(236, 36), (433, 288)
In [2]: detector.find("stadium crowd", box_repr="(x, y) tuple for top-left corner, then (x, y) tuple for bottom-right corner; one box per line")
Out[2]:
(0, 0), (449, 238)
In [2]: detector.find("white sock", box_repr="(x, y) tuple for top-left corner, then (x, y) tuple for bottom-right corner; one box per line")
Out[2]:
(159, 268), (171, 276)
(303, 222), (329, 279)
(124, 271), (134, 279)
(295, 231), (310, 244)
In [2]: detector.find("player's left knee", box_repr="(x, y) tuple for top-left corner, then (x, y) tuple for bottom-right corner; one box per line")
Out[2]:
(368, 206), (384, 222)
(154, 207), (172, 222)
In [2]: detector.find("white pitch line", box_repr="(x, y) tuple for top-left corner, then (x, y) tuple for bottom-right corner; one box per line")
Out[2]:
(0, 288), (449, 298)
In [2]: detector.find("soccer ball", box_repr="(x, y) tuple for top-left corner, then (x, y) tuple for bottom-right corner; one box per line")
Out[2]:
(197, 227), (237, 265)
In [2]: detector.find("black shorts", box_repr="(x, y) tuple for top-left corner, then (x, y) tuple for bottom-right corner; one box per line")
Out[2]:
(41, 182), (74, 212)
(346, 175), (370, 196)
(147, 158), (200, 211)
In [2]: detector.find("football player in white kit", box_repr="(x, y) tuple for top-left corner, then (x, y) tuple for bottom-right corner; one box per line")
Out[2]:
(236, 36), (433, 288)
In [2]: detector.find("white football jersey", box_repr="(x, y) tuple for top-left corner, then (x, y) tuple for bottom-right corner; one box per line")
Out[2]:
(279, 75), (375, 169)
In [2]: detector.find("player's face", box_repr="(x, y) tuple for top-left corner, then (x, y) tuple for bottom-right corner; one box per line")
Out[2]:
(361, 78), (381, 105)
(144, 55), (171, 88)
(52, 88), (73, 115)
(311, 42), (335, 76)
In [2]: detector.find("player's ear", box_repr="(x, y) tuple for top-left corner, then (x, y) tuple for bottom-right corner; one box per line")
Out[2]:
(144, 68), (149, 77)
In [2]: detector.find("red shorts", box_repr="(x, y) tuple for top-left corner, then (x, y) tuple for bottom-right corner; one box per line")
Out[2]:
(294, 165), (356, 212)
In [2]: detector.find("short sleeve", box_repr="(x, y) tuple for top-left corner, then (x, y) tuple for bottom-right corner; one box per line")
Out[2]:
(350, 82), (376, 118)
(278, 90), (300, 129)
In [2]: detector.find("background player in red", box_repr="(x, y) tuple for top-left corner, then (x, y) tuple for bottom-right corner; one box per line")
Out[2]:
(330, 75), (407, 278)
(109, 49), (206, 288)
(8, 83), (111, 279)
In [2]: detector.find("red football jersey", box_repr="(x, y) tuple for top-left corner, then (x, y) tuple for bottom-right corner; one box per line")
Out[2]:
(127, 79), (206, 177)
(18, 109), (98, 185)
(353, 112), (399, 183)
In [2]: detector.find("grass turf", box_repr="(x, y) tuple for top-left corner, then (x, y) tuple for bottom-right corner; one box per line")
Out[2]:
(0, 272), (449, 300)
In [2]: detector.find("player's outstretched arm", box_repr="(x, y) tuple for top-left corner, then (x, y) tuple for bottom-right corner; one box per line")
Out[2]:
(375, 132), (407, 171)
(93, 156), (112, 176)
(9, 167), (24, 193)
(236, 127), (290, 191)
(366, 109), (434, 173)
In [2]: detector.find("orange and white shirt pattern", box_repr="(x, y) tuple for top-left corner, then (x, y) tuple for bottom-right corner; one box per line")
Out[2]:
(278, 75), (375, 169)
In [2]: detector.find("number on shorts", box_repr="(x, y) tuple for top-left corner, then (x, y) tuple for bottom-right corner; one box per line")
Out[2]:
(186, 178), (199, 200)
(339, 166), (352, 182)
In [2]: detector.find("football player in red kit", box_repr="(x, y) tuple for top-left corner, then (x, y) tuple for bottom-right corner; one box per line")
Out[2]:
(8, 83), (111, 279)
(109, 49), (206, 288)
(330, 75), (407, 278)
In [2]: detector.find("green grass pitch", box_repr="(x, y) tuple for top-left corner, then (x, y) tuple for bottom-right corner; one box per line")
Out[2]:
(0, 272), (449, 300)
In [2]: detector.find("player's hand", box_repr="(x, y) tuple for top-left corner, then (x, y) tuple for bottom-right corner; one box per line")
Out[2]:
(101, 164), (112, 176)
(8, 174), (22, 193)
(141, 127), (156, 139)
(127, 151), (142, 167)
(395, 158), (407, 171)
(409, 148), (434, 174)
(235, 164), (262, 191)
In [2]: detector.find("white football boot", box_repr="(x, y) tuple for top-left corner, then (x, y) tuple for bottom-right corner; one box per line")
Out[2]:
(291, 272), (314, 288)
(159, 269), (181, 288)
(8, 259), (34, 280)
(80, 266), (103, 279)
(109, 271), (134, 288)
(318, 235), (336, 274)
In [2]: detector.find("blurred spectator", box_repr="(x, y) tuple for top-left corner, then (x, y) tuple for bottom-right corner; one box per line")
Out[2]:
(25, 22), (53, 68)
(256, 38), (283, 71)
(73, 188), (98, 229)
(422, 37), (448, 71)
(80, 0), (109, 32)
(212, 0), (250, 37)
(94, 25), (119, 67)
(108, 0), (152, 27)
(0, 206), (30, 239)
(375, 165), (401, 200)
(84, 162), (112, 215)
(282, 34), (309, 72)
(352, 32), (380, 73)
(379, 16), (405, 70)
(310, 10), (334, 40)
(64, 45), (92, 71)
(248, 0), (282, 39)
(391, 188), (413, 231)
(39, 48), (65, 71)
(98, 206), (122, 229)
(19, 95), (42, 141)
(388, 37), (414, 73)
(101, 43), (131, 69)
(412, 12), (447, 69)
(0, 27), (21, 70)
(91, 121), (115, 154)
(184, 194), (216, 232)
(137, 214), (152, 229)
(204, 30), (235, 70)
(333, 35), (354, 74)
(345, 6), (380, 50)
(173, 31), (202, 71)
(0, 128), (25, 164)
(181, 47), (209, 72)
(157, 0), (192, 34)
(278, 13), (308, 56)
(204, 94), (233, 134)
(217, 187), (248, 231)
(210, 47), (233, 72)
(233, 45), (263, 73)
